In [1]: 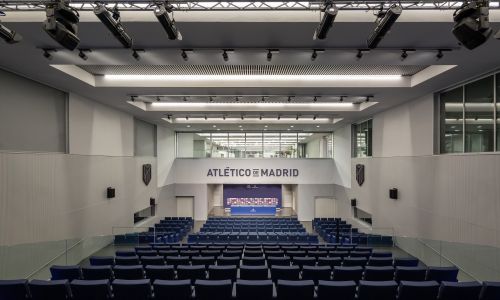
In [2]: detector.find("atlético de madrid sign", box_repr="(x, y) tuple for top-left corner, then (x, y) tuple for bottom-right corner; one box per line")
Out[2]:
(207, 168), (299, 178)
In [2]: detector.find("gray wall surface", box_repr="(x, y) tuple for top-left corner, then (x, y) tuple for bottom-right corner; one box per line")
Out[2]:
(134, 119), (156, 157)
(0, 68), (66, 152)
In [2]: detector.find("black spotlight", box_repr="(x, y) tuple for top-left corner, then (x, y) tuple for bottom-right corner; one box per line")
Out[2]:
(313, 5), (338, 40)
(339, 96), (344, 102)
(288, 96), (293, 102)
(154, 4), (182, 40)
(267, 49), (272, 61)
(437, 49), (444, 59)
(367, 5), (402, 49)
(0, 20), (22, 44)
(78, 48), (91, 61)
(94, 4), (133, 48)
(356, 49), (369, 60)
(132, 49), (144, 60)
(181, 49), (190, 61)
(222, 49), (231, 61)
(183, 96), (188, 102)
(43, 0), (80, 50)
(209, 96), (214, 102)
(452, 0), (492, 50)
(313, 96), (318, 102)
(401, 49), (408, 60)
(42, 48), (57, 60)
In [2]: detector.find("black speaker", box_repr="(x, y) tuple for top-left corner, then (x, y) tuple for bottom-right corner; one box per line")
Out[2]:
(107, 187), (115, 199)
(389, 188), (398, 200)
(351, 199), (357, 207)
(150, 198), (156, 206)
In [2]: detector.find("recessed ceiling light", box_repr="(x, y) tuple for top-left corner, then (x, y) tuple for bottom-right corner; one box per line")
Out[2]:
(240, 128), (244, 131)
(186, 125), (191, 128)
(290, 125), (294, 128)
(264, 125), (268, 128)
(104, 74), (402, 81)
(212, 125), (217, 128)
(287, 128), (291, 131)
(316, 125), (320, 128)
(217, 128), (221, 131)
(239, 125), (242, 128)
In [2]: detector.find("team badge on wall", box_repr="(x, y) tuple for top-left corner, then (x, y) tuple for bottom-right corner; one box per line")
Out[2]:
(356, 164), (365, 186)
(143, 164), (152, 186)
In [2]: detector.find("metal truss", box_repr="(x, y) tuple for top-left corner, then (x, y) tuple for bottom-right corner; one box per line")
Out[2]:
(1, 1), (499, 11)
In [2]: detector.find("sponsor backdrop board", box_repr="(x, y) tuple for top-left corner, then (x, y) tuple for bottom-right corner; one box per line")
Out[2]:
(223, 184), (282, 215)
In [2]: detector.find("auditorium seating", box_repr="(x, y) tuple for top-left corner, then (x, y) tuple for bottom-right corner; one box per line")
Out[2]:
(313, 218), (394, 246)
(114, 217), (193, 245)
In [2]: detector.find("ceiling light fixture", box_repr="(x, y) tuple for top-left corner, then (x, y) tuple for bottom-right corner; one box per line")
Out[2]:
(222, 49), (233, 62)
(277, 115), (281, 120)
(266, 49), (279, 62)
(313, 115), (317, 120)
(94, 3), (133, 48)
(181, 49), (191, 61)
(154, 3), (182, 40)
(42, 48), (57, 60)
(43, 0), (80, 50)
(130, 95), (136, 102)
(313, 96), (318, 102)
(209, 96), (214, 102)
(367, 5), (402, 49)
(288, 96), (293, 102)
(0, 19), (22, 44)
(235, 96), (239, 102)
(183, 96), (188, 102)
(132, 49), (144, 60)
(104, 74), (402, 81)
(156, 96), (161, 102)
(453, 0), (492, 50)
(313, 4), (338, 40)
(339, 96), (344, 102)
(78, 48), (91, 60)
(437, 49), (444, 59)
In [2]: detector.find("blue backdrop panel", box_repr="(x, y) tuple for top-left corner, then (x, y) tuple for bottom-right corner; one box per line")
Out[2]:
(223, 184), (282, 208)
(230, 206), (277, 215)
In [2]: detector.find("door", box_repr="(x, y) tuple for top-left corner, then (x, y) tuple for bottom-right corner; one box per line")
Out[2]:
(176, 196), (194, 218)
(314, 197), (337, 218)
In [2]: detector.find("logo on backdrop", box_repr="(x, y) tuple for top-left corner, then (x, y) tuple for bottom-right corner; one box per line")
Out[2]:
(207, 168), (299, 178)
(356, 164), (365, 186)
(142, 164), (152, 186)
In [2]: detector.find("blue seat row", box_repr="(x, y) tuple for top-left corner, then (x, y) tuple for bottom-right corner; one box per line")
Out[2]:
(2, 279), (499, 300)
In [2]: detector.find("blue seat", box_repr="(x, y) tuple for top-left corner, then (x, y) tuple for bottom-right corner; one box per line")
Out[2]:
(363, 266), (395, 281)
(192, 256), (216, 267)
(208, 265), (237, 282)
(217, 256), (240, 266)
(137, 250), (158, 257)
(292, 257), (316, 269)
(116, 250), (137, 257)
(398, 280), (440, 300)
(358, 280), (398, 300)
(426, 267), (459, 283)
(112, 279), (152, 300)
(70, 279), (111, 300)
(317, 280), (356, 300)
(371, 251), (393, 258)
(0, 279), (29, 300)
(317, 257), (342, 268)
(395, 266), (427, 282)
(480, 281), (500, 300)
(367, 257), (393, 267)
(342, 257), (367, 267)
(270, 265), (300, 282)
(50, 265), (81, 281)
(90, 256), (115, 266)
(145, 265), (176, 281)
(240, 265), (269, 280)
(195, 279), (232, 300)
(438, 281), (482, 300)
(113, 265), (144, 280)
(29, 279), (70, 300)
(394, 258), (419, 267)
(301, 266), (332, 284)
(177, 265), (206, 283)
(153, 279), (192, 300)
(242, 256), (266, 266)
(267, 256), (291, 267)
(141, 255), (165, 266)
(236, 279), (274, 300)
(350, 251), (371, 259)
(82, 266), (113, 280)
(276, 279), (315, 300)
(166, 256), (191, 268)
(333, 266), (364, 282)
(115, 256), (141, 266)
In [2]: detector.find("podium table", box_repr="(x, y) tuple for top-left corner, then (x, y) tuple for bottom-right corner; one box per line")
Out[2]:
(230, 206), (277, 216)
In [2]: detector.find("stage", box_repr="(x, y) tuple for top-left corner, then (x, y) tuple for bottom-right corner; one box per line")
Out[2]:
(209, 206), (297, 217)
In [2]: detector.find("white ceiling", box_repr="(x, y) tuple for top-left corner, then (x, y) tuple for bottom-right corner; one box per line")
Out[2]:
(1, 9), (500, 132)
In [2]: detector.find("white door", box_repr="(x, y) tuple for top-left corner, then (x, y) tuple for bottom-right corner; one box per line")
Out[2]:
(314, 197), (336, 218)
(177, 196), (194, 218)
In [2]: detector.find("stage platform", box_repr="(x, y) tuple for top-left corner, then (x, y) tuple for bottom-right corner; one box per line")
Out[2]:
(209, 206), (297, 217)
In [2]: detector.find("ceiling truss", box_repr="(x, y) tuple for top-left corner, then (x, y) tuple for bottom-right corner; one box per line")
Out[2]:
(1, 1), (499, 12)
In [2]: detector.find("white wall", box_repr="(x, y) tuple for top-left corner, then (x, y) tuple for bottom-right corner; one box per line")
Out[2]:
(282, 184), (293, 208)
(68, 93), (134, 156)
(296, 184), (335, 221)
(156, 126), (177, 217)
(176, 133), (194, 158)
(333, 125), (352, 188)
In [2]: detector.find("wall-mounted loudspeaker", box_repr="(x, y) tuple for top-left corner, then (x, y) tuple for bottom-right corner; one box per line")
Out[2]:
(107, 187), (115, 199)
(389, 188), (398, 200)
(351, 199), (357, 207)
(150, 198), (156, 206)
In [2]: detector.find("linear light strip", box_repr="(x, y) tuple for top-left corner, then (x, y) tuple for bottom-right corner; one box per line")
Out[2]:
(105, 74), (402, 81)
(152, 102), (355, 108)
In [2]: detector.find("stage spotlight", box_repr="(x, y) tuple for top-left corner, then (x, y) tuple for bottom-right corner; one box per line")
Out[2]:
(209, 96), (214, 102)
(94, 4), (133, 48)
(267, 50), (272, 61)
(78, 48), (91, 60)
(222, 49), (233, 61)
(130, 95), (136, 102)
(339, 96), (344, 102)
(313, 115), (317, 120)
(0, 20), (22, 44)
(42, 48), (57, 60)
(261, 96), (266, 102)
(313, 96), (318, 102)
(452, 0), (492, 50)
(288, 96), (292, 102)
(132, 49), (144, 60)
(313, 5), (338, 40)
(156, 96), (161, 102)
(235, 96), (239, 102)
(367, 5), (402, 49)
(296, 114), (299, 120)
(401, 49), (408, 60)
(277, 115), (281, 120)
(154, 4), (182, 40)
(183, 96), (188, 102)
(437, 49), (444, 59)
(43, 0), (80, 50)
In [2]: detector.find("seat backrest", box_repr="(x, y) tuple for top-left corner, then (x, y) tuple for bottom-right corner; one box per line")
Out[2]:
(371, 251), (393, 258)
(153, 279), (192, 300)
(0, 279), (29, 300)
(115, 250), (137, 257)
(276, 279), (315, 300)
(145, 265), (175, 281)
(194, 279), (232, 300)
(363, 266), (395, 281)
(342, 257), (367, 267)
(165, 256), (191, 267)
(217, 256), (240, 266)
(242, 257), (266, 266)
(177, 265), (207, 283)
(394, 258), (419, 267)
(50, 265), (81, 281)
(395, 266), (427, 282)
(398, 280), (440, 300)
(316, 280), (356, 300)
(208, 265), (238, 282)
(438, 281), (482, 300)
(270, 266), (300, 282)
(141, 256), (165, 266)
(358, 280), (398, 300)
(302, 266), (332, 283)
(82, 266), (113, 280)
(90, 256), (115, 266)
(112, 279), (152, 300)
(113, 265), (144, 280)
(70, 279), (111, 300)
(115, 256), (141, 266)
(29, 279), (70, 300)
(267, 256), (291, 267)
(239, 265), (269, 280)
(333, 266), (364, 282)
(426, 267), (459, 283)
(480, 282), (500, 300)
(236, 279), (274, 300)
(317, 257), (342, 268)
(367, 257), (394, 267)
